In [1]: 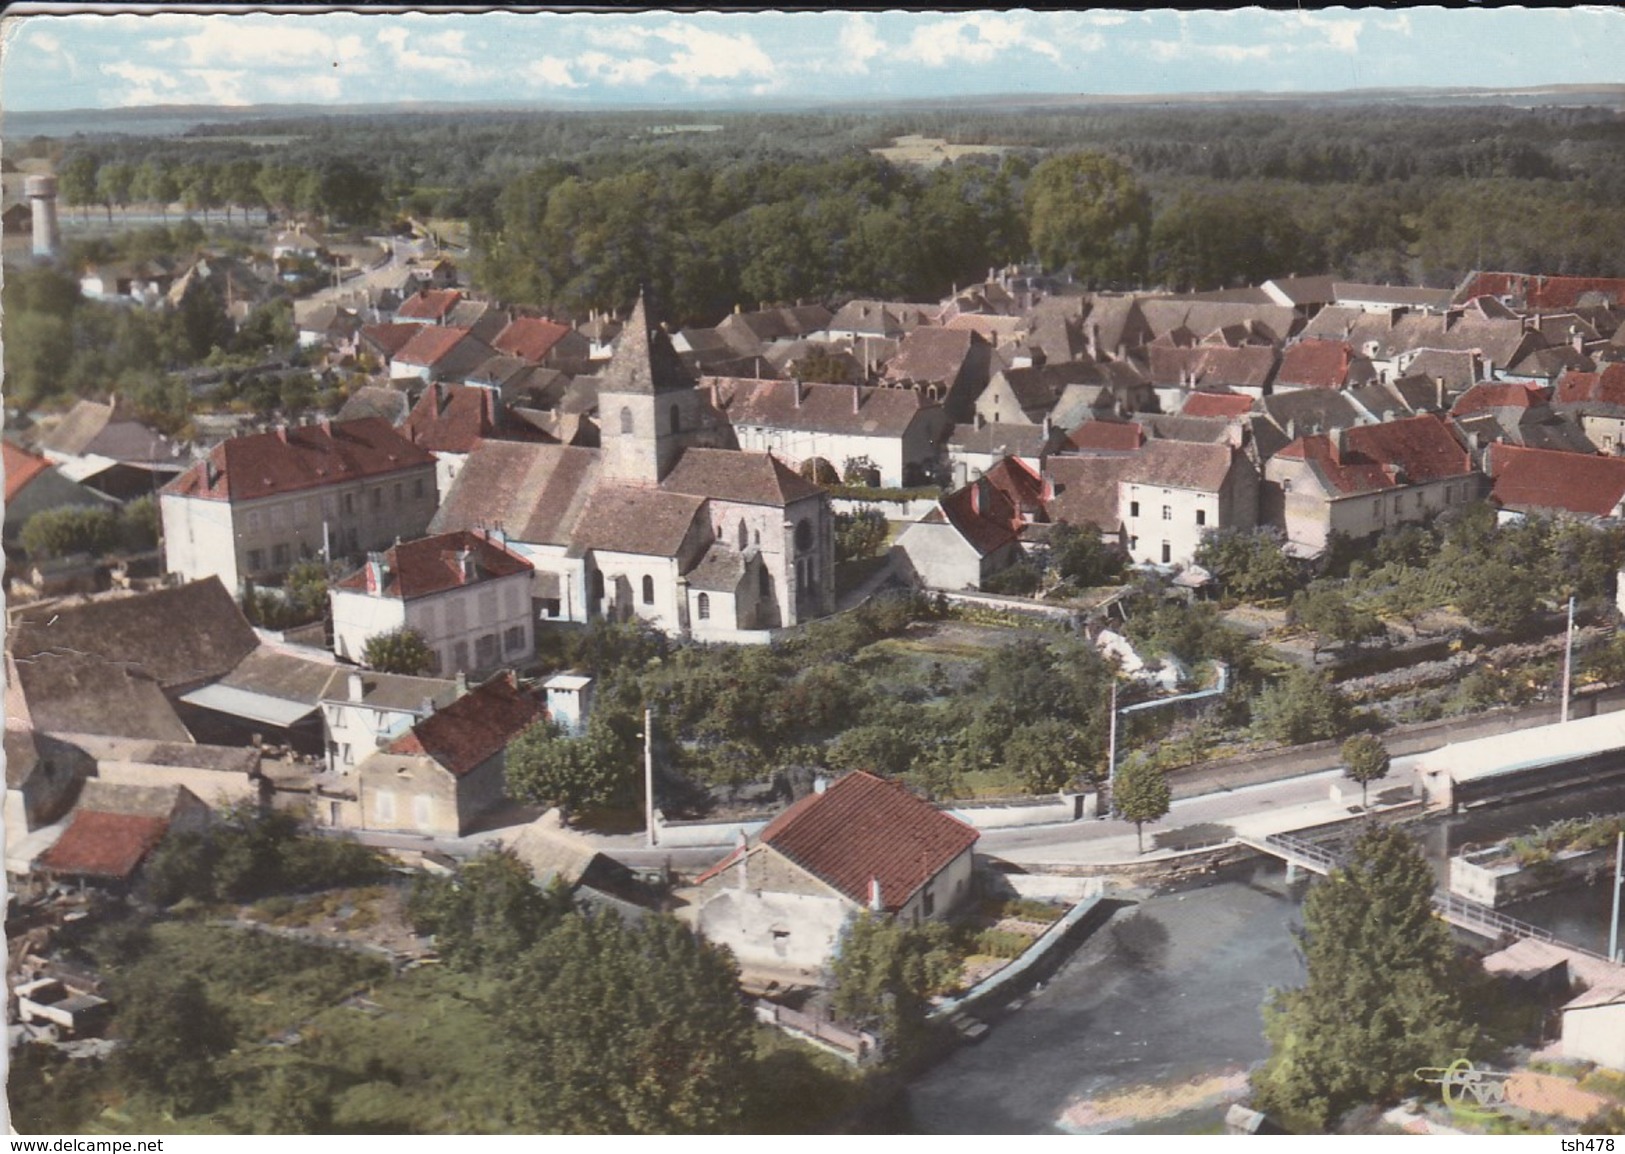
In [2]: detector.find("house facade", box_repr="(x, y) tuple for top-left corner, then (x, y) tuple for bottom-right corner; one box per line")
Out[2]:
(330, 529), (535, 676)
(317, 667), (460, 776)
(159, 417), (439, 591)
(690, 771), (979, 979)
(1120, 441), (1259, 568)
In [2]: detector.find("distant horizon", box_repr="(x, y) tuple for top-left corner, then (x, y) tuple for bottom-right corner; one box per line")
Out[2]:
(2, 8), (1621, 114)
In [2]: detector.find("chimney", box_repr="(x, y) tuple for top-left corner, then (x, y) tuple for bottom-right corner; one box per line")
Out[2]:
(1286, 418), (1298, 441)
(348, 671), (365, 702)
(454, 670), (468, 699)
(204, 456), (219, 489)
(868, 876), (884, 912)
(319, 416), (332, 436)
(365, 552), (387, 595)
(1331, 426), (1349, 461)
(813, 775), (829, 794)
(1573, 329), (1586, 355)
(419, 696), (436, 717)
(793, 377), (804, 408)
(1087, 323), (1101, 359)
(456, 547), (474, 584)
(1435, 376), (1446, 411)
(1043, 415), (1053, 440)
(276, 424), (289, 444)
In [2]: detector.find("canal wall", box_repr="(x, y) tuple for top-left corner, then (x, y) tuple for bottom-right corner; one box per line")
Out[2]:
(1449, 844), (1616, 907)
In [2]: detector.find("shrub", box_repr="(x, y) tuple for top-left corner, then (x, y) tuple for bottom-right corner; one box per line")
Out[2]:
(972, 928), (1032, 958)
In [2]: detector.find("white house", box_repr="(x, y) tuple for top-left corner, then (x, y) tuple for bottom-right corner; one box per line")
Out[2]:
(316, 667), (460, 777)
(329, 528), (535, 677)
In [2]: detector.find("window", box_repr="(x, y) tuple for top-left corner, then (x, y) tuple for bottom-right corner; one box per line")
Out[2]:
(619, 406), (633, 435)
(322, 494), (335, 518)
(375, 790), (395, 823)
(593, 570), (605, 600)
(414, 478), (426, 500)
(738, 519), (749, 550)
(478, 589), (498, 622)
(246, 548), (265, 572)
(1372, 499), (1382, 517)
(246, 510), (262, 534)
(670, 403), (681, 434)
(446, 599), (466, 632)
(295, 500), (309, 525)
(272, 543), (291, 568)
(1129, 536), (1139, 551)
(413, 794), (432, 830)
(342, 743), (353, 765)
(1281, 479), (1292, 494)
(1196, 509), (1207, 526)
(759, 567), (771, 596)
(922, 886), (935, 918)
(641, 575), (655, 605)
(1129, 501), (1140, 518)
(474, 633), (499, 668)
(795, 519), (813, 552)
(697, 592), (710, 620)
(504, 625), (526, 653)
(453, 640), (470, 670)
(272, 505), (287, 529)
(344, 492), (356, 515)
(1161, 542), (1172, 564)
(1161, 505), (1171, 521)
(371, 487), (383, 510)
(393, 482), (403, 506)
(543, 598), (560, 619)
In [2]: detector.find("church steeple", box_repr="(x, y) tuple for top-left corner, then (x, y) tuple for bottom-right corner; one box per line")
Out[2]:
(599, 290), (695, 397)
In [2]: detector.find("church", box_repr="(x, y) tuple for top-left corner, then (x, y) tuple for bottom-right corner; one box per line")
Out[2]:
(429, 294), (838, 643)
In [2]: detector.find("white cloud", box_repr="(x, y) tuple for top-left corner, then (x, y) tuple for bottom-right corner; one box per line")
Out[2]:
(901, 14), (1062, 67)
(576, 51), (662, 88)
(1376, 14), (1414, 36)
(104, 61), (180, 106)
(526, 57), (582, 90)
(377, 23), (472, 82)
(835, 13), (883, 74)
(1291, 12), (1363, 54)
(652, 22), (774, 82)
(1146, 39), (1270, 65)
(583, 23), (656, 53)
(31, 30), (59, 53)
(104, 60), (246, 106)
(160, 18), (368, 70)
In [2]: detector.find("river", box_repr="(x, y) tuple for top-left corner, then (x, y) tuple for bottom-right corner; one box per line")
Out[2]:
(902, 780), (1625, 1134)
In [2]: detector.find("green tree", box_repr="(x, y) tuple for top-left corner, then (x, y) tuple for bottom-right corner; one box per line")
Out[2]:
(59, 153), (98, 222)
(95, 161), (134, 221)
(505, 715), (638, 816)
(1049, 522), (1125, 589)
(1113, 755), (1172, 854)
(1024, 151), (1151, 285)
(20, 505), (121, 560)
(112, 971), (236, 1115)
(406, 847), (572, 971)
(1290, 584), (1385, 660)
(1250, 826), (1476, 1132)
(1340, 734), (1392, 809)
(1254, 667), (1355, 745)
(505, 910), (755, 1133)
(834, 507), (889, 563)
(829, 910), (958, 1060)
(1195, 527), (1303, 602)
(363, 627), (434, 675)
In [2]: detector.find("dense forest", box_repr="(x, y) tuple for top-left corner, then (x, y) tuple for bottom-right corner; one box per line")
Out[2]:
(21, 101), (1625, 327)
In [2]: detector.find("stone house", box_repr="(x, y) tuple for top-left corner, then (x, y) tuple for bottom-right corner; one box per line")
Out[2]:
(1487, 443), (1625, 521)
(1552, 365), (1625, 454)
(690, 771), (978, 980)
(1264, 413), (1481, 555)
(352, 672), (542, 837)
(33, 781), (210, 888)
(317, 666), (460, 778)
(330, 528), (535, 676)
(159, 417), (438, 591)
(894, 463), (1032, 591)
(715, 377), (947, 489)
(1119, 440), (1259, 568)
(881, 328), (994, 423)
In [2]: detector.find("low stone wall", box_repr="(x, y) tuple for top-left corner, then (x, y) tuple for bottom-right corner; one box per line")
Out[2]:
(929, 891), (1106, 1023)
(1449, 845), (1614, 907)
(945, 792), (1096, 830)
(653, 814), (770, 848)
(935, 590), (1079, 623)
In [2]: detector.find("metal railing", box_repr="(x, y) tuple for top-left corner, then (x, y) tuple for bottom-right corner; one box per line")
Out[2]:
(1239, 832), (1344, 875)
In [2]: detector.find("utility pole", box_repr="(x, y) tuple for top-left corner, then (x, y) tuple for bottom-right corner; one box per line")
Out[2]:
(644, 707), (657, 848)
(1610, 830), (1622, 965)
(1561, 595), (1576, 724)
(1105, 680), (1118, 819)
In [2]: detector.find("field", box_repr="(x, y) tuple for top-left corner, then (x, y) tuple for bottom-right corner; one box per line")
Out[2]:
(870, 134), (1017, 168)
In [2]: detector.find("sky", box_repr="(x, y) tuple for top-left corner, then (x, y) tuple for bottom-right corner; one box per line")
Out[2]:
(1, 7), (1621, 113)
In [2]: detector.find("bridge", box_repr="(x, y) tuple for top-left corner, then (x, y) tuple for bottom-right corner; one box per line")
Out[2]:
(1239, 833), (1621, 966)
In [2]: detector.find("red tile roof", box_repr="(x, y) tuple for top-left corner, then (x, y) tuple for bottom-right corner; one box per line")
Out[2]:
(1555, 364), (1625, 408)
(1458, 272), (1625, 311)
(1180, 391), (1255, 419)
(38, 810), (169, 880)
(934, 474), (1022, 556)
(1276, 413), (1471, 496)
(396, 288), (464, 322)
(333, 529), (531, 600)
(1278, 340), (1355, 390)
(360, 323), (426, 358)
(757, 771), (978, 911)
(982, 455), (1048, 520)
(163, 417), (435, 502)
(402, 383), (553, 454)
(1067, 420), (1145, 453)
(492, 316), (573, 363)
(393, 324), (477, 369)
(715, 377), (934, 437)
(3, 440), (53, 503)
(387, 672), (543, 778)
(1489, 442), (1625, 517)
(1451, 382), (1548, 417)
(882, 328), (983, 385)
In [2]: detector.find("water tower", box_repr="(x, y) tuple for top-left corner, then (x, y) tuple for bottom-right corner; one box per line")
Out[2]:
(24, 174), (60, 261)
